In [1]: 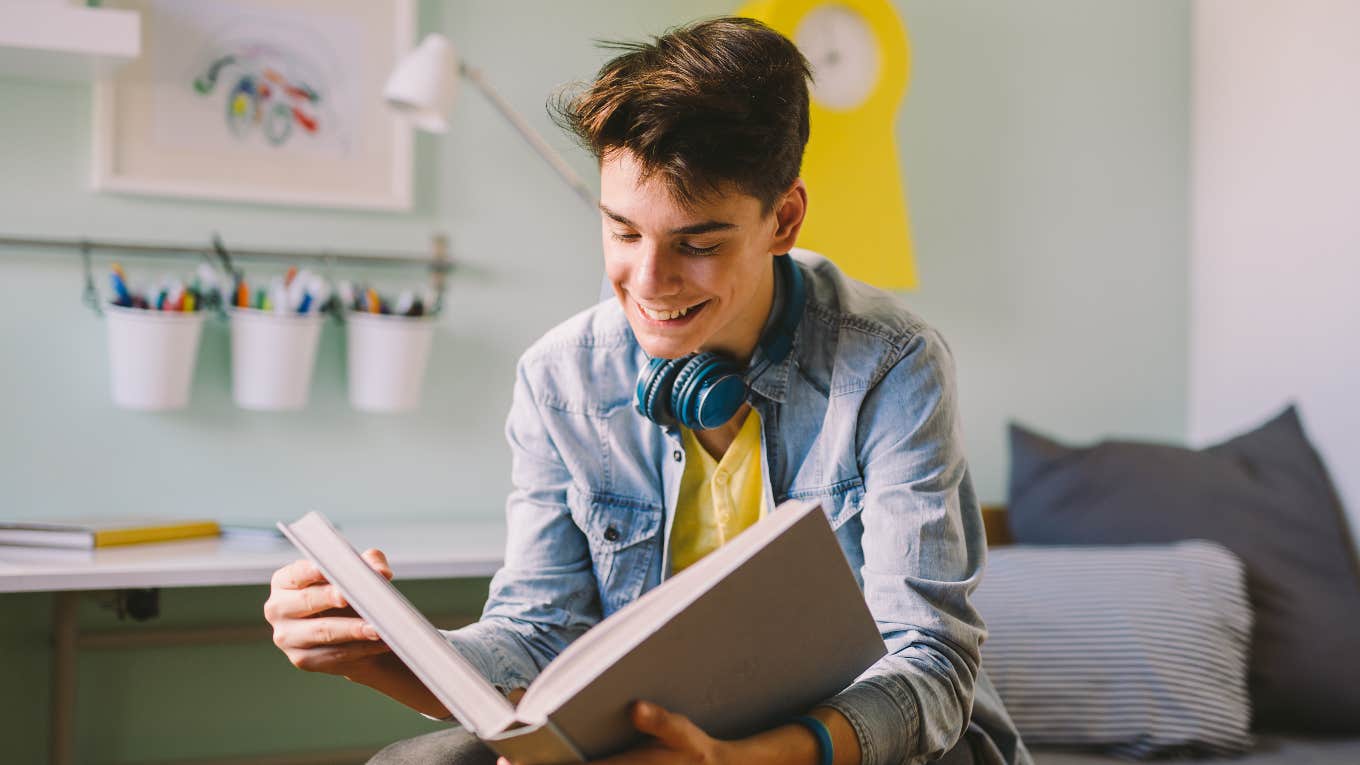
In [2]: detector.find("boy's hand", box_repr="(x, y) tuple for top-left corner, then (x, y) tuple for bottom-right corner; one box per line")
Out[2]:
(497, 700), (741, 765)
(263, 549), (395, 675)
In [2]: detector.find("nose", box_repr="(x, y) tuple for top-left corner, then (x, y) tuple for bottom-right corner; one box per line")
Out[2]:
(630, 242), (682, 299)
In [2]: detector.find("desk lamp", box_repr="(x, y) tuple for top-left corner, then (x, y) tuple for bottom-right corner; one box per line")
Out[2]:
(384, 34), (597, 211)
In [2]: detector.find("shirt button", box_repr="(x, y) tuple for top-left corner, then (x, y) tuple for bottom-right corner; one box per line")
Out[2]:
(672, 450), (683, 462)
(604, 526), (620, 542)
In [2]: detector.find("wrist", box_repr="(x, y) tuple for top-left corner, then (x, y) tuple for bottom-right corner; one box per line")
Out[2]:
(791, 715), (834, 765)
(729, 720), (823, 765)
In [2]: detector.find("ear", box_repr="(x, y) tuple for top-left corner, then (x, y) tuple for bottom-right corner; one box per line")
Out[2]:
(769, 178), (808, 254)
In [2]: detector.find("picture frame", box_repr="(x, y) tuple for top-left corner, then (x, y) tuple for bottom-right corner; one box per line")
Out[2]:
(92, 0), (414, 211)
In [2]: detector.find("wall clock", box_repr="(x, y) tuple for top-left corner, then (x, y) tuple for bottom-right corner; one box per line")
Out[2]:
(739, 0), (917, 289)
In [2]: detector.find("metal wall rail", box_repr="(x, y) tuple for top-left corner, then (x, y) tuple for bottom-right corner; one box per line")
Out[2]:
(0, 232), (452, 317)
(0, 233), (452, 273)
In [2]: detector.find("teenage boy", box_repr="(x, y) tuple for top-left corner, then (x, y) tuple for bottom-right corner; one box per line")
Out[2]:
(265, 17), (1029, 765)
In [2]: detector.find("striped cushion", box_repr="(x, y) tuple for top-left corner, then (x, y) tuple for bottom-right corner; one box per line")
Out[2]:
(973, 541), (1253, 758)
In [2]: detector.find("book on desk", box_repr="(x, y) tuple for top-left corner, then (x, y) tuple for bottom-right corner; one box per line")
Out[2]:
(0, 518), (221, 549)
(278, 499), (886, 765)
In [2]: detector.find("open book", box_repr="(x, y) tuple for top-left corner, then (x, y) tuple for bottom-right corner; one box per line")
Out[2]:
(278, 500), (886, 764)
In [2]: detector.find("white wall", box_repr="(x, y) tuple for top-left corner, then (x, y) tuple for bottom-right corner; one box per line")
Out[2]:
(1191, 0), (1360, 534)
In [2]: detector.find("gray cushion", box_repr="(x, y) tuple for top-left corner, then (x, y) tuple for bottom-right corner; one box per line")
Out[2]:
(1031, 735), (1360, 765)
(974, 541), (1253, 758)
(1006, 406), (1360, 733)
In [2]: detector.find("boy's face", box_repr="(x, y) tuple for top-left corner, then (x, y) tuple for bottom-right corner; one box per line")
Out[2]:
(600, 150), (798, 361)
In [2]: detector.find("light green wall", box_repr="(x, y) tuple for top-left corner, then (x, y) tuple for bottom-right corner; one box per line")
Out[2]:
(0, 1), (1189, 762)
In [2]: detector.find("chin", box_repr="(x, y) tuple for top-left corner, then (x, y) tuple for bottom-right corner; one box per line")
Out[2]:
(633, 334), (694, 360)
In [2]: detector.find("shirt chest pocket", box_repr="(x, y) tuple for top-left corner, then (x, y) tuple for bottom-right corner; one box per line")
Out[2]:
(785, 476), (865, 531)
(567, 486), (663, 617)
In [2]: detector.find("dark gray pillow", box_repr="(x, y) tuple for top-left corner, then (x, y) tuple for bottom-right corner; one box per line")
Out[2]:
(1007, 405), (1360, 733)
(974, 541), (1253, 758)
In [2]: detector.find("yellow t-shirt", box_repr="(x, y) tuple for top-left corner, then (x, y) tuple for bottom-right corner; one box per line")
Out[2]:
(670, 409), (767, 575)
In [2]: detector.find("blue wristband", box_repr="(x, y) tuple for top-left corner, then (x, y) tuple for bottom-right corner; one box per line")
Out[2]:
(791, 714), (833, 765)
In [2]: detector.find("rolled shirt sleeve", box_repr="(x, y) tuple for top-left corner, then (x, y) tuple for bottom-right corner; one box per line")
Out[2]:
(817, 328), (988, 765)
(439, 357), (604, 695)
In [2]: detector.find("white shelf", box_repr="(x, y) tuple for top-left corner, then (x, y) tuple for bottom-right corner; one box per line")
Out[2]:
(0, 1), (140, 82)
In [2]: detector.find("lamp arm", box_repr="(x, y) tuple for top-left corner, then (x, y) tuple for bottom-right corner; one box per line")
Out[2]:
(460, 62), (599, 212)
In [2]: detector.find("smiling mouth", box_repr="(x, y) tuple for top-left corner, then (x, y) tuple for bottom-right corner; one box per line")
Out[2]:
(637, 299), (710, 323)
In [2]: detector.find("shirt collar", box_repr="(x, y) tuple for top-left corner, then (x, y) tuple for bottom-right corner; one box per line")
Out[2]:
(747, 315), (802, 404)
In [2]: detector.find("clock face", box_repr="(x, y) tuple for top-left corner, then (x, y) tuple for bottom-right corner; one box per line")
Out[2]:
(794, 4), (881, 111)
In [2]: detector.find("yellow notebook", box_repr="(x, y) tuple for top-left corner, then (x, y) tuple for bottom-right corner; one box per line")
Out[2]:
(0, 519), (221, 549)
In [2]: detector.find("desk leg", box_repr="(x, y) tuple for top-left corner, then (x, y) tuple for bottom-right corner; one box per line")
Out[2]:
(50, 590), (79, 765)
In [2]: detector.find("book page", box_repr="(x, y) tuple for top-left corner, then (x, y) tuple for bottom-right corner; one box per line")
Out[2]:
(516, 500), (818, 721)
(279, 512), (518, 736)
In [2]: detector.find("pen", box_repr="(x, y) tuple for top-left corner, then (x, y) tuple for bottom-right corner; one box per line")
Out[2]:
(269, 277), (288, 315)
(110, 264), (132, 307)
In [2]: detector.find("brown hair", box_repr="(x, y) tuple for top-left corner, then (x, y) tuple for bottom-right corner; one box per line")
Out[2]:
(551, 16), (811, 215)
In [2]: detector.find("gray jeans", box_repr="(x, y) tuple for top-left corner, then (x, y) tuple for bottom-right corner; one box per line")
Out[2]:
(366, 726), (980, 765)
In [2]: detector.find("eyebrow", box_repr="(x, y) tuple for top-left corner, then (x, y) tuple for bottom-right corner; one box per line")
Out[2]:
(598, 204), (737, 236)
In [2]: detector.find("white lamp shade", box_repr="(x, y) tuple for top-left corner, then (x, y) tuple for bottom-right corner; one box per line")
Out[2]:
(385, 33), (459, 133)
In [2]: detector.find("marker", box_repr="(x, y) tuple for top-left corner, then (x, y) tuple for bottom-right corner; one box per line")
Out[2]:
(110, 267), (132, 307)
(296, 292), (313, 314)
(284, 266), (298, 287)
(337, 280), (356, 313)
(365, 288), (381, 314)
(255, 286), (267, 310)
(236, 280), (250, 309)
(184, 290), (197, 312)
(307, 276), (330, 314)
(286, 270), (310, 311)
(393, 289), (415, 316)
(167, 281), (185, 312)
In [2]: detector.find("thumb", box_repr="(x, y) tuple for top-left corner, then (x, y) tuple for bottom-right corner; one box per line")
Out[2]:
(632, 701), (698, 749)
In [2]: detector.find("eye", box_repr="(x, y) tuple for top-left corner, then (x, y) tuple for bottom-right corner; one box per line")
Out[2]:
(678, 241), (720, 256)
(610, 231), (640, 243)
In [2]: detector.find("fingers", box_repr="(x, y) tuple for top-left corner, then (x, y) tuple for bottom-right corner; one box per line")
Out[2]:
(287, 638), (393, 672)
(265, 582), (348, 622)
(274, 616), (381, 650)
(271, 559), (327, 590)
(362, 548), (394, 580)
(631, 701), (705, 752)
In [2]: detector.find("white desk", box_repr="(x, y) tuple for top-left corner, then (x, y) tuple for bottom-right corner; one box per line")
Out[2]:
(0, 520), (508, 765)
(0, 519), (507, 593)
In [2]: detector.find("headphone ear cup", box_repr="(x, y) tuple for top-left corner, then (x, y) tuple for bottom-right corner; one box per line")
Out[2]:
(671, 352), (747, 430)
(635, 356), (687, 426)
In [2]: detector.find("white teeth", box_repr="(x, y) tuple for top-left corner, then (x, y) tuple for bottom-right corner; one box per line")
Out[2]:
(642, 303), (697, 320)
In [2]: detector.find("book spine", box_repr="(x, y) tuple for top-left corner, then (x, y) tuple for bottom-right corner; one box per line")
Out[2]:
(93, 522), (221, 547)
(483, 718), (585, 765)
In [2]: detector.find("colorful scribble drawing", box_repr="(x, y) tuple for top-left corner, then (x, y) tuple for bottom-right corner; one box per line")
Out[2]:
(193, 49), (323, 147)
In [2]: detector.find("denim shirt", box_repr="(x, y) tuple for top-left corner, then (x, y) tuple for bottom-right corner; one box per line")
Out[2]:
(443, 250), (1030, 765)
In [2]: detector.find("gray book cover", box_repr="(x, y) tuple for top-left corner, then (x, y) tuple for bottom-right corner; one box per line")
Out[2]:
(281, 499), (886, 764)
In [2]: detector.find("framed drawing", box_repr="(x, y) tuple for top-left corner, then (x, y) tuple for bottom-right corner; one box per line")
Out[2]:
(93, 0), (414, 210)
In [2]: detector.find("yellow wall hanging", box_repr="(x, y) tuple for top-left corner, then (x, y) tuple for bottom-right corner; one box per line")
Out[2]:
(738, 0), (918, 289)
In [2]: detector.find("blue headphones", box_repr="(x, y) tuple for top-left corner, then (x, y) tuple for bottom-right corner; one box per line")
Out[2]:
(634, 254), (806, 431)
